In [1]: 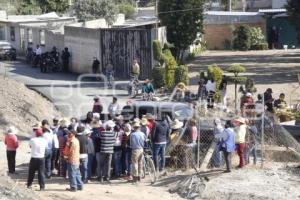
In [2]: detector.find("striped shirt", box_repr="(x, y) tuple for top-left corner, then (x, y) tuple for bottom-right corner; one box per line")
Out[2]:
(100, 131), (116, 154)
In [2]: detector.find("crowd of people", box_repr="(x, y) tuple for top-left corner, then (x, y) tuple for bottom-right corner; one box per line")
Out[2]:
(3, 96), (200, 192)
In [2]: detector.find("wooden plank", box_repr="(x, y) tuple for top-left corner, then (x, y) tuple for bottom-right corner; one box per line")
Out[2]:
(199, 141), (217, 171)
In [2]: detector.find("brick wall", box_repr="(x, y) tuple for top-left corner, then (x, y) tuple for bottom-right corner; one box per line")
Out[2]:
(204, 22), (266, 50)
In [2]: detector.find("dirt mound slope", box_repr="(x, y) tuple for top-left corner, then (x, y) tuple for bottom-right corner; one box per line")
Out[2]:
(0, 77), (60, 137)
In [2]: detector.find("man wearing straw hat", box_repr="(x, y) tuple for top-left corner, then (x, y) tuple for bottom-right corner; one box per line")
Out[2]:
(234, 117), (247, 168)
(130, 121), (146, 182)
(4, 126), (19, 174)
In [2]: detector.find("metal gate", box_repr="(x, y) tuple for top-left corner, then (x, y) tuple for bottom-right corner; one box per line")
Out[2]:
(100, 29), (153, 79)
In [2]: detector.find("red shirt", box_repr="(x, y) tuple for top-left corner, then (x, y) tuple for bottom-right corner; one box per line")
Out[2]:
(4, 134), (19, 151)
(147, 120), (155, 136)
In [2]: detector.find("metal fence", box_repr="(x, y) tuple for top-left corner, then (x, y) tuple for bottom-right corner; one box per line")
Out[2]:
(162, 93), (300, 173)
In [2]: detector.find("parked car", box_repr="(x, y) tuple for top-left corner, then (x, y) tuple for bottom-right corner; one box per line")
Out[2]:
(121, 101), (194, 121)
(0, 41), (16, 60)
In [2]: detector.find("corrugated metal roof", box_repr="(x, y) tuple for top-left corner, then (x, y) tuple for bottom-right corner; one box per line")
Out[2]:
(205, 11), (262, 16)
(258, 8), (287, 13)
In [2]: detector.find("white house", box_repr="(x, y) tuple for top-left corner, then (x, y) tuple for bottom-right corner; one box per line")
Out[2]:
(0, 11), (75, 53)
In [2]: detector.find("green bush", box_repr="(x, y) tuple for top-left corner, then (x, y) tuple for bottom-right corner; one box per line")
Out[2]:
(232, 25), (251, 51)
(250, 43), (269, 50)
(153, 40), (164, 65)
(249, 27), (265, 46)
(151, 65), (166, 88)
(163, 49), (177, 90)
(207, 64), (223, 103)
(118, 3), (135, 19)
(175, 65), (189, 85)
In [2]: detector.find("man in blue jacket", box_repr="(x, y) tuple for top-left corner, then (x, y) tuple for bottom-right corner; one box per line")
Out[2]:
(151, 118), (170, 172)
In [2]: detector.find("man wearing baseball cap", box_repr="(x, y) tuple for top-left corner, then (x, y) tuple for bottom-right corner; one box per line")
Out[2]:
(27, 128), (47, 191)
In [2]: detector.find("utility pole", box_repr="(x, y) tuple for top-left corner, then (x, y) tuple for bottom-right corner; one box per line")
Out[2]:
(229, 0), (232, 12)
(155, 0), (158, 29)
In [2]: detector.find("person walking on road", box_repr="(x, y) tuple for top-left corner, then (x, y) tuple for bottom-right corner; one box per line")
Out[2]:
(27, 128), (47, 190)
(4, 126), (19, 174)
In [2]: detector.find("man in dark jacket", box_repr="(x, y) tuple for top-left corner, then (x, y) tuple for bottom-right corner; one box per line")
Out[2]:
(151, 119), (170, 172)
(61, 47), (70, 72)
(76, 125), (89, 183)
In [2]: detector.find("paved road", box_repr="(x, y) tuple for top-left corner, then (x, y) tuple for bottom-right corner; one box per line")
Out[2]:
(0, 60), (129, 118)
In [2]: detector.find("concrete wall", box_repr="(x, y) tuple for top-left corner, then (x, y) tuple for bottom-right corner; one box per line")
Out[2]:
(236, 0), (272, 11)
(204, 21), (266, 50)
(45, 31), (64, 53)
(272, 0), (287, 8)
(64, 26), (100, 73)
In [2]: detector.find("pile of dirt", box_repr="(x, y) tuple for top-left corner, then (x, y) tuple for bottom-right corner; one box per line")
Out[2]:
(0, 77), (60, 137)
(0, 175), (39, 200)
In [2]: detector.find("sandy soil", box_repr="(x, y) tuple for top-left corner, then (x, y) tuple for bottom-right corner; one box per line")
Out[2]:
(2, 140), (300, 200)
(0, 77), (61, 137)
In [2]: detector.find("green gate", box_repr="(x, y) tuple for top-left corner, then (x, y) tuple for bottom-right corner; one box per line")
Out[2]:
(267, 16), (299, 49)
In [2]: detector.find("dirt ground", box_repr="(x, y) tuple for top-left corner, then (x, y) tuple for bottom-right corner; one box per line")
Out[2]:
(1, 50), (300, 199)
(3, 143), (300, 200)
(0, 76), (61, 138)
(188, 49), (300, 106)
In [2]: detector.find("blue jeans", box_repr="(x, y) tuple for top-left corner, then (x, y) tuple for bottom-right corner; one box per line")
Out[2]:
(67, 164), (83, 190)
(113, 148), (122, 177)
(153, 143), (166, 171)
(87, 154), (94, 179)
(44, 149), (52, 177)
(80, 157), (88, 182)
(122, 148), (131, 175)
(245, 146), (257, 165)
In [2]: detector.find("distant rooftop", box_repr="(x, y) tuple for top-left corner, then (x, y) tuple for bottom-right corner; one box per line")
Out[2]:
(205, 11), (262, 16)
(258, 8), (287, 13)
(0, 11), (75, 23)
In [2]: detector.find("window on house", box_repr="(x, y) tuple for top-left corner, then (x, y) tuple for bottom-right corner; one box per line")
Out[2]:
(10, 26), (15, 41)
(40, 30), (45, 45)
(28, 29), (33, 43)
(0, 26), (5, 40)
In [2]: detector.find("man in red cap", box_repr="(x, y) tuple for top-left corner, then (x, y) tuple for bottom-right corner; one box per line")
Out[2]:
(27, 128), (47, 190)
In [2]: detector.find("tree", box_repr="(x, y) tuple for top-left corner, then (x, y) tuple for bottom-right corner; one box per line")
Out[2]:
(158, 0), (205, 61)
(73, 0), (119, 25)
(227, 64), (247, 112)
(36, 0), (70, 13)
(16, 0), (42, 15)
(118, 3), (136, 19)
(286, 0), (300, 42)
(232, 25), (251, 51)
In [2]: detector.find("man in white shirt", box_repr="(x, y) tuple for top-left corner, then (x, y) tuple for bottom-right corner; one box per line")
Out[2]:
(34, 44), (42, 67)
(27, 128), (47, 191)
(205, 78), (216, 109)
(42, 120), (54, 179)
(108, 97), (121, 119)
